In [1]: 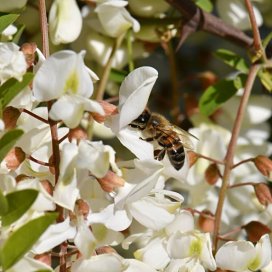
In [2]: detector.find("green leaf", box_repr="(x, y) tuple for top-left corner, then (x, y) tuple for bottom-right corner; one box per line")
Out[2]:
(199, 78), (242, 116)
(258, 68), (272, 92)
(0, 129), (24, 163)
(215, 49), (249, 73)
(195, 0), (213, 12)
(1, 189), (39, 227)
(0, 213), (57, 270)
(262, 32), (272, 50)
(0, 72), (34, 109)
(0, 14), (19, 33)
(12, 24), (25, 44)
(0, 190), (8, 215)
(109, 69), (127, 83)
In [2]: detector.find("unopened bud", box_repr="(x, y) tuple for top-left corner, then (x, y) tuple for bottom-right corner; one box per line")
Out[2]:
(76, 199), (90, 219)
(198, 71), (217, 89)
(97, 170), (125, 192)
(21, 42), (37, 68)
(254, 183), (272, 206)
(198, 210), (215, 233)
(5, 147), (25, 170)
(40, 180), (53, 196)
(187, 151), (199, 168)
(242, 221), (271, 243)
(253, 156), (272, 180)
(95, 246), (117, 255)
(3, 107), (20, 129)
(68, 126), (88, 143)
(205, 163), (220, 185)
(91, 101), (118, 123)
(34, 253), (51, 267)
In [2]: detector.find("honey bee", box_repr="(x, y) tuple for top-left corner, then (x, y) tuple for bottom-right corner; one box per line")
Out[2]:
(130, 109), (197, 170)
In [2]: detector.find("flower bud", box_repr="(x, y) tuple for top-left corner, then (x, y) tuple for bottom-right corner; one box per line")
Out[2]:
(97, 170), (125, 192)
(187, 151), (199, 168)
(242, 221), (271, 243)
(3, 106), (20, 129)
(95, 246), (117, 255)
(91, 101), (118, 123)
(254, 183), (272, 206)
(68, 126), (88, 143)
(198, 210), (215, 233)
(76, 199), (90, 219)
(34, 253), (51, 267)
(205, 163), (220, 185)
(5, 147), (25, 170)
(253, 156), (272, 180)
(21, 42), (37, 68)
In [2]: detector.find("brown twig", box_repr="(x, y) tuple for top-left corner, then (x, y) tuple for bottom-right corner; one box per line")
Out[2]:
(22, 109), (49, 124)
(165, 0), (253, 48)
(231, 158), (254, 169)
(228, 181), (259, 189)
(195, 152), (225, 165)
(27, 155), (51, 167)
(213, 64), (259, 251)
(38, 0), (49, 58)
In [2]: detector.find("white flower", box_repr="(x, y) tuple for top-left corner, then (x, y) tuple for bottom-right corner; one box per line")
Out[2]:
(106, 66), (191, 181)
(32, 50), (104, 128)
(71, 253), (157, 272)
(215, 234), (271, 271)
(89, 159), (183, 231)
(2, 24), (17, 41)
(216, 0), (263, 30)
(49, 0), (82, 45)
(0, 42), (27, 84)
(95, 0), (140, 38)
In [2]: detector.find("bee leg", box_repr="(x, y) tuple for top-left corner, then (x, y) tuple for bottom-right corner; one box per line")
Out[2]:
(154, 149), (166, 161)
(140, 137), (155, 142)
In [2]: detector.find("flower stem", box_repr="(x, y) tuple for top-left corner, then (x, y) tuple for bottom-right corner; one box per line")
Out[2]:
(231, 158), (254, 169)
(22, 109), (48, 124)
(95, 33), (125, 100)
(127, 29), (134, 72)
(38, 0), (49, 58)
(228, 181), (257, 189)
(213, 64), (259, 251)
(195, 153), (225, 165)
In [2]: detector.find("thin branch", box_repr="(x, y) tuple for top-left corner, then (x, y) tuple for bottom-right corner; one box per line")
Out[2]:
(244, 0), (262, 53)
(27, 155), (51, 167)
(38, 0), (49, 58)
(22, 109), (49, 124)
(231, 158), (253, 169)
(165, 0), (253, 48)
(218, 225), (242, 239)
(228, 181), (260, 189)
(195, 152), (225, 165)
(213, 64), (259, 251)
(58, 132), (69, 144)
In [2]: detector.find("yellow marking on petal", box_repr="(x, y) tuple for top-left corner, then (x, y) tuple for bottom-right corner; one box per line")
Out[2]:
(248, 256), (261, 271)
(166, 202), (181, 213)
(189, 238), (202, 257)
(64, 70), (79, 94)
(92, 224), (107, 241)
(134, 249), (143, 260)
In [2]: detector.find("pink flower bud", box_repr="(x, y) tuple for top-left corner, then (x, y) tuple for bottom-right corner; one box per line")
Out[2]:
(254, 155), (272, 179)
(5, 147), (25, 170)
(254, 183), (272, 206)
(92, 101), (118, 123)
(97, 170), (125, 192)
(242, 220), (271, 243)
(205, 163), (220, 185)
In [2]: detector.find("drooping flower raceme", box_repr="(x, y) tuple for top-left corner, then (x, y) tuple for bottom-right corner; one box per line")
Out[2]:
(0, 42), (27, 84)
(49, 0), (82, 45)
(32, 50), (104, 128)
(215, 234), (271, 271)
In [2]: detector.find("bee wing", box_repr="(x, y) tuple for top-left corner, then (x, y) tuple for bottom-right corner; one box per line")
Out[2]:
(171, 125), (198, 150)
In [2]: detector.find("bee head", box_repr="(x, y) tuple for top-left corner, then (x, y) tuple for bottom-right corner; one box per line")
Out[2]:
(130, 109), (151, 130)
